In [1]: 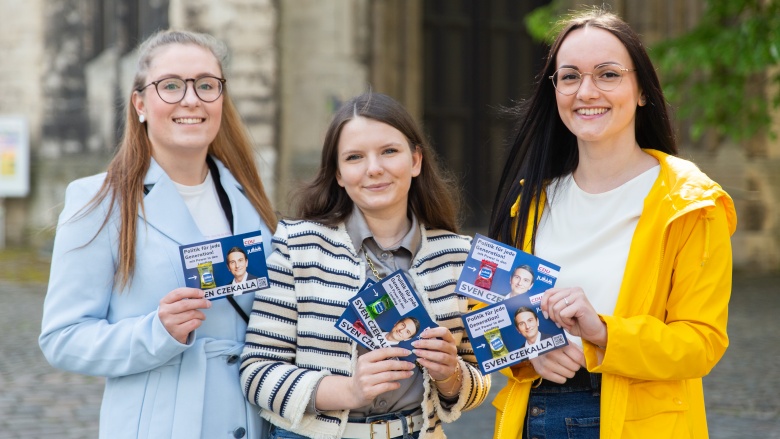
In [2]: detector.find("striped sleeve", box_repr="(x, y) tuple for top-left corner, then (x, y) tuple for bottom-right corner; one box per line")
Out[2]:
(239, 221), (328, 426)
(417, 231), (491, 420)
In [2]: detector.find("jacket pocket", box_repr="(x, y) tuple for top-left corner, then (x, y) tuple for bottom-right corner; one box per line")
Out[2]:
(624, 380), (689, 421)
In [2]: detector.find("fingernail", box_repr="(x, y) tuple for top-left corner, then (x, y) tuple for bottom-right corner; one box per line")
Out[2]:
(411, 341), (420, 347)
(542, 311), (549, 319)
(402, 349), (412, 356)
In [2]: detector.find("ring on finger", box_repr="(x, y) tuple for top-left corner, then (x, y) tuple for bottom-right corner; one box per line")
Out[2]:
(564, 296), (570, 306)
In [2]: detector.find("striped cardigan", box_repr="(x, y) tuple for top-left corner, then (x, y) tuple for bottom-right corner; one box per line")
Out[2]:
(240, 219), (491, 439)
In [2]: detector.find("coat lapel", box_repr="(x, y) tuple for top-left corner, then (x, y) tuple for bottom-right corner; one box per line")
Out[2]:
(141, 159), (204, 246)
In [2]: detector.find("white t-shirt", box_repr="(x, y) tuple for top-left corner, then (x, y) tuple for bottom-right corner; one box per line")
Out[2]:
(535, 166), (659, 346)
(173, 171), (232, 240)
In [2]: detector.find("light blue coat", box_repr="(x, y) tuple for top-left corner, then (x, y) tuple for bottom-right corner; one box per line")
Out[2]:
(39, 158), (272, 439)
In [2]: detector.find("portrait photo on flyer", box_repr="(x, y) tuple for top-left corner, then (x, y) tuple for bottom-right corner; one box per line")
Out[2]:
(462, 293), (569, 375)
(179, 230), (269, 300)
(456, 233), (561, 304)
(349, 270), (438, 362)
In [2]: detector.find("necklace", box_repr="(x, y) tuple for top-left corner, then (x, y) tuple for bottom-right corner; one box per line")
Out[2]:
(362, 245), (384, 280)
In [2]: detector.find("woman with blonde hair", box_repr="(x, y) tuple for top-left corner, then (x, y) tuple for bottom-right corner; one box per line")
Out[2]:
(40, 29), (275, 439)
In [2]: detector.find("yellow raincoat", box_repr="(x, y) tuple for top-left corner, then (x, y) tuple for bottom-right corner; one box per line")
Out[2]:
(493, 149), (737, 439)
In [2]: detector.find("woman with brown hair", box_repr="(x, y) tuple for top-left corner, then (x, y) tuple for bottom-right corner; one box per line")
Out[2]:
(39, 30), (276, 439)
(240, 92), (490, 439)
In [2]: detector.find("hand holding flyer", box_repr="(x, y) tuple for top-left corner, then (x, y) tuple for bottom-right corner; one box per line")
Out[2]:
(179, 231), (270, 300)
(335, 270), (438, 362)
(458, 234), (568, 374)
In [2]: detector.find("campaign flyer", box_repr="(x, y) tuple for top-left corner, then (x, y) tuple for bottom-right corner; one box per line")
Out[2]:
(456, 233), (561, 304)
(179, 230), (269, 300)
(349, 270), (438, 362)
(335, 280), (381, 350)
(462, 293), (568, 375)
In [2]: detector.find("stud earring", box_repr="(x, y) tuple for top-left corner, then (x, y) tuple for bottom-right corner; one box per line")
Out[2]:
(139, 114), (146, 123)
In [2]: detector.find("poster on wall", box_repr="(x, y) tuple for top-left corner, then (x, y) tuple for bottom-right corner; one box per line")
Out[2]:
(0, 116), (30, 198)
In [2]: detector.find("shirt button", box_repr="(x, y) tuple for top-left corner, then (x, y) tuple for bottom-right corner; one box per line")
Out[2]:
(381, 252), (389, 259)
(226, 354), (239, 364)
(530, 406), (543, 416)
(232, 427), (246, 438)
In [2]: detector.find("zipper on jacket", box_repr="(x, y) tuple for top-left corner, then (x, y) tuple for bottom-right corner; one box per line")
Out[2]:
(495, 380), (517, 439)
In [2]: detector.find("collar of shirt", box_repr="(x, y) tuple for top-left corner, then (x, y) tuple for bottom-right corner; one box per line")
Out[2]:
(345, 205), (421, 257)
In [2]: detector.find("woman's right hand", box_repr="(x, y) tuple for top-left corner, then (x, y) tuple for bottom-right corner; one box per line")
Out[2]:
(529, 343), (586, 384)
(158, 288), (211, 344)
(346, 347), (416, 409)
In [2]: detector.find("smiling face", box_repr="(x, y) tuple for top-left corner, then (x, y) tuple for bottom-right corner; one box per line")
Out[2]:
(227, 250), (248, 281)
(388, 317), (418, 342)
(132, 43), (223, 161)
(335, 117), (422, 220)
(515, 311), (539, 342)
(510, 267), (534, 295)
(554, 26), (643, 148)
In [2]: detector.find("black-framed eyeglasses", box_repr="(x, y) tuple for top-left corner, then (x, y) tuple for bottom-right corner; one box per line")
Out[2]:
(549, 64), (636, 96)
(137, 76), (226, 104)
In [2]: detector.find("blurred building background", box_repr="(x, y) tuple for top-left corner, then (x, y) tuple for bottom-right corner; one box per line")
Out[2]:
(0, 0), (778, 272)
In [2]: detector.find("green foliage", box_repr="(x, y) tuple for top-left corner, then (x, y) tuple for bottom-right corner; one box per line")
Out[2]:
(524, 0), (780, 142)
(524, 0), (565, 44)
(653, 0), (780, 141)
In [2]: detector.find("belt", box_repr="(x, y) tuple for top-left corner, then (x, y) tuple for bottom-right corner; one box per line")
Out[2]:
(342, 413), (423, 439)
(534, 368), (600, 390)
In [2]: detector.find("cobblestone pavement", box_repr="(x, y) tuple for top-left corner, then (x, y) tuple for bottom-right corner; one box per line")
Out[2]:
(1, 274), (778, 438)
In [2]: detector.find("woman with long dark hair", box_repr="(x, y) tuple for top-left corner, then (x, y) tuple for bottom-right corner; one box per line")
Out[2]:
(490, 9), (736, 438)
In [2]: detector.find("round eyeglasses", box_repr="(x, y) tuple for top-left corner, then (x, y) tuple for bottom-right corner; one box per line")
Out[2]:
(137, 76), (227, 104)
(549, 65), (636, 96)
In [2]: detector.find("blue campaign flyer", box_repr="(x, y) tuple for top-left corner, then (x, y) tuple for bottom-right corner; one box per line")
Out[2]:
(456, 233), (561, 305)
(335, 280), (381, 350)
(179, 230), (269, 300)
(349, 270), (438, 362)
(462, 293), (568, 375)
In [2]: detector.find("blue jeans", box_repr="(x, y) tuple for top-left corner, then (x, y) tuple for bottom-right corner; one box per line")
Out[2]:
(268, 426), (309, 439)
(522, 375), (601, 439)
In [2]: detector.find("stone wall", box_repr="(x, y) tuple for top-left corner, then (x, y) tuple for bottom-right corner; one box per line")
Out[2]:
(275, 0), (371, 213)
(0, 0), (281, 248)
(0, 0), (45, 246)
(169, 0), (279, 203)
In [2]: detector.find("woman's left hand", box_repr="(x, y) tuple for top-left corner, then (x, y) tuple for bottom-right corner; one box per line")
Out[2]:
(412, 327), (460, 390)
(541, 287), (608, 347)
